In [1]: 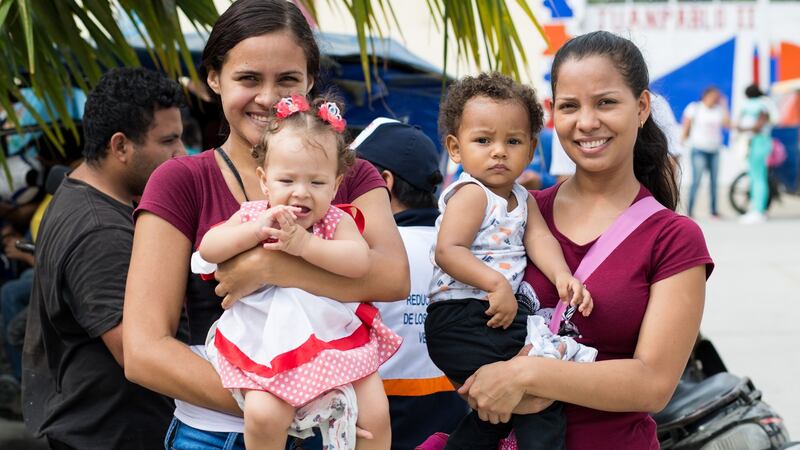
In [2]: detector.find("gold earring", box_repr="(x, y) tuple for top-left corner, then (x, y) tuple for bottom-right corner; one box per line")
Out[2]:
(639, 119), (644, 129)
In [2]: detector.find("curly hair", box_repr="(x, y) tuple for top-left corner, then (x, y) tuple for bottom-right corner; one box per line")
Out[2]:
(438, 72), (544, 142)
(82, 67), (185, 164)
(250, 96), (354, 175)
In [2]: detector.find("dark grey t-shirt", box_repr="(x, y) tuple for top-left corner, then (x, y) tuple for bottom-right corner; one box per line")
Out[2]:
(22, 177), (173, 449)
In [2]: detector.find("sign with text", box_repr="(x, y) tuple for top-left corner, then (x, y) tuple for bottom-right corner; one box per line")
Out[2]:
(586, 3), (757, 32)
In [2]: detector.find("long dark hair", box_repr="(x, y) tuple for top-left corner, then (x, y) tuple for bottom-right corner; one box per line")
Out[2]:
(201, 0), (320, 97)
(550, 31), (678, 211)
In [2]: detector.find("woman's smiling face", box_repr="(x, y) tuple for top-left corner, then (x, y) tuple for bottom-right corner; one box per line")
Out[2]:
(553, 55), (650, 175)
(207, 31), (313, 151)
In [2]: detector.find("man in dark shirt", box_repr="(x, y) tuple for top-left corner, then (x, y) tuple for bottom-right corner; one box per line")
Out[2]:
(22, 67), (186, 450)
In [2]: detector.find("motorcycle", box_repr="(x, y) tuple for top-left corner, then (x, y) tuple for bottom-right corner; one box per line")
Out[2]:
(654, 335), (797, 449)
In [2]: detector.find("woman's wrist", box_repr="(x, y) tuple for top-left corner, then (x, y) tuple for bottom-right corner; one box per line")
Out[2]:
(511, 355), (539, 397)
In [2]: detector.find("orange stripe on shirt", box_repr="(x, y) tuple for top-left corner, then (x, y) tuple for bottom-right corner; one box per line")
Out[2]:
(382, 376), (455, 397)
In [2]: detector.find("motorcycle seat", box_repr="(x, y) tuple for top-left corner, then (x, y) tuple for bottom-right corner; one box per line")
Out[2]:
(654, 372), (748, 429)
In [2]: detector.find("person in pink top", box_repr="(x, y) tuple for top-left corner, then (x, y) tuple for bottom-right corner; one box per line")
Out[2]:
(120, 1), (409, 449)
(192, 95), (402, 450)
(456, 31), (714, 449)
(194, 96), (401, 449)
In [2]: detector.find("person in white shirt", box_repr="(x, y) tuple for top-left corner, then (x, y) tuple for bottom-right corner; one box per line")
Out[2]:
(682, 87), (731, 218)
(353, 118), (469, 450)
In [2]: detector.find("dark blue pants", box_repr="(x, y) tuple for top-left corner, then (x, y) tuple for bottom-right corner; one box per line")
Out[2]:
(388, 392), (469, 450)
(1, 267), (33, 380)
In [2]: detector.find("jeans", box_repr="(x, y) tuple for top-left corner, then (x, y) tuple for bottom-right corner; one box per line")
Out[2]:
(687, 148), (720, 216)
(1, 267), (33, 380)
(164, 417), (323, 450)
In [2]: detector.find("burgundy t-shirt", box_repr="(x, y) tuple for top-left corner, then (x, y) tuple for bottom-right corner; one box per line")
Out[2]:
(524, 184), (714, 450)
(135, 149), (386, 344)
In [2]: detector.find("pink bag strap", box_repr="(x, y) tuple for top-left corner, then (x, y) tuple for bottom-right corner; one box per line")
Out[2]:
(548, 196), (666, 334)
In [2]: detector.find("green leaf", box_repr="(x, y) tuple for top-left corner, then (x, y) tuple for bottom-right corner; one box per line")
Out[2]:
(0, 0), (544, 176)
(16, 0), (34, 74)
(0, 0), (14, 27)
(0, 0), (217, 163)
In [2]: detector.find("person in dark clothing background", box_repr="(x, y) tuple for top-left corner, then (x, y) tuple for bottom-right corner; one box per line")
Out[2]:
(22, 67), (186, 450)
(353, 118), (469, 450)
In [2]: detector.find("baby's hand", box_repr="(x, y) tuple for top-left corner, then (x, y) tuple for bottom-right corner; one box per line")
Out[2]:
(555, 273), (593, 317)
(485, 281), (518, 329)
(253, 206), (296, 241)
(259, 206), (310, 256)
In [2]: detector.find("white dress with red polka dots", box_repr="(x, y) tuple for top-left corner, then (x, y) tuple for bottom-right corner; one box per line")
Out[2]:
(201, 201), (402, 408)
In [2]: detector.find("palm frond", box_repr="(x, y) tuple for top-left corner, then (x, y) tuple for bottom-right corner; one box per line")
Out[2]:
(299, 0), (546, 89)
(0, 0), (217, 156)
(1, 0), (543, 164)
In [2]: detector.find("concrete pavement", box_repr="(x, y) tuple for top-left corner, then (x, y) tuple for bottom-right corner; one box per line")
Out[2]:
(688, 186), (800, 440)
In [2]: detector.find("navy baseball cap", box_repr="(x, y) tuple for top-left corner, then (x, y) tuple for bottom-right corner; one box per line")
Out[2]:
(351, 118), (441, 193)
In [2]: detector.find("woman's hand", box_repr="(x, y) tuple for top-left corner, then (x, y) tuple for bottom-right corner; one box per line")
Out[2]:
(219, 186), (410, 306)
(458, 358), (529, 424)
(215, 247), (281, 308)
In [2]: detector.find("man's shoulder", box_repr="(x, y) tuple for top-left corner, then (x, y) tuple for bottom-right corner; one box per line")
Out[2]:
(38, 180), (134, 259)
(47, 180), (132, 227)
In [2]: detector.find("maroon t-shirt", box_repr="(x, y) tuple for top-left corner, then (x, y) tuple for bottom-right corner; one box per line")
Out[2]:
(135, 149), (386, 344)
(524, 184), (714, 450)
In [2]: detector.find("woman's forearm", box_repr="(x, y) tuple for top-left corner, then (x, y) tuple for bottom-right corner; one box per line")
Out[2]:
(465, 267), (706, 418)
(124, 213), (241, 415)
(215, 242), (409, 303)
(514, 357), (672, 413)
(125, 335), (241, 415)
(215, 187), (410, 304)
(514, 267), (706, 413)
(264, 245), (409, 301)
(285, 186), (410, 300)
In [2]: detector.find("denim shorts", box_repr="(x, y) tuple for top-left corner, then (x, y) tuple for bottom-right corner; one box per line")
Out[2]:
(164, 417), (323, 450)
